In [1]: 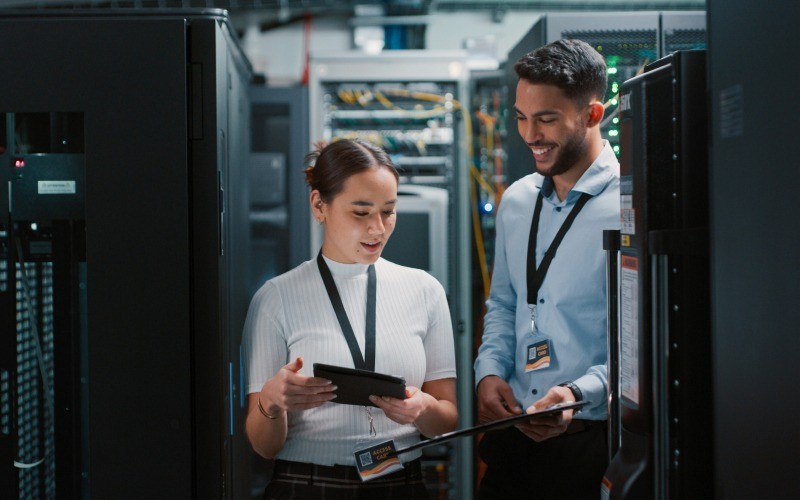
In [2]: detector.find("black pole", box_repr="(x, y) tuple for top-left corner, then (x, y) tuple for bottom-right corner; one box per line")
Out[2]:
(603, 229), (621, 460)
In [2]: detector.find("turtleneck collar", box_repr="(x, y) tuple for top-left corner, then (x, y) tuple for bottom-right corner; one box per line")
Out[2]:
(321, 254), (371, 278)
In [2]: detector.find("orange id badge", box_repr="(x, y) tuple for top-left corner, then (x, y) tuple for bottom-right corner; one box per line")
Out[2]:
(525, 337), (552, 372)
(353, 440), (403, 481)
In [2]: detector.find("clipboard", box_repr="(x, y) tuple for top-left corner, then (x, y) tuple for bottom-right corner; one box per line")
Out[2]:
(313, 363), (406, 407)
(388, 400), (591, 457)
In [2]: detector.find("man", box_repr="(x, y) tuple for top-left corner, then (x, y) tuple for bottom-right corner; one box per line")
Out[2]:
(474, 39), (620, 499)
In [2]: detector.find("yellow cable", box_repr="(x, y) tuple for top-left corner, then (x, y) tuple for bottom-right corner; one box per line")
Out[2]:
(471, 163), (496, 197)
(375, 91), (403, 111)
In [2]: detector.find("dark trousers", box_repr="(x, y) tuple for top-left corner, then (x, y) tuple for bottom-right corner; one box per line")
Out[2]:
(265, 459), (429, 500)
(478, 421), (609, 500)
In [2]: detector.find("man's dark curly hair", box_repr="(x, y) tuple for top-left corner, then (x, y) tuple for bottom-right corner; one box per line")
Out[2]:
(514, 39), (608, 106)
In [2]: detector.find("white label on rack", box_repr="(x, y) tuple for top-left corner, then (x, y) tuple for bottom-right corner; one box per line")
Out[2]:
(620, 255), (640, 406)
(38, 181), (76, 194)
(621, 194), (635, 235)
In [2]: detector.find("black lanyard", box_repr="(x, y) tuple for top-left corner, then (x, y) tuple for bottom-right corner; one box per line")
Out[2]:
(316, 252), (377, 371)
(526, 191), (593, 305)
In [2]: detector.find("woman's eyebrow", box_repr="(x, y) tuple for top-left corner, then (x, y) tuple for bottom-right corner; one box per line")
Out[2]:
(350, 199), (397, 207)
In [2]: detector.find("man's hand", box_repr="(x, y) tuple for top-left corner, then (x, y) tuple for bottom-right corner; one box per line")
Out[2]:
(476, 375), (522, 423)
(514, 385), (575, 442)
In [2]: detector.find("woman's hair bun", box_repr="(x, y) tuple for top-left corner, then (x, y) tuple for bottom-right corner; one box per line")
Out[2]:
(304, 140), (330, 185)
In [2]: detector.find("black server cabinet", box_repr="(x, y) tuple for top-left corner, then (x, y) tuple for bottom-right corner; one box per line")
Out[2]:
(602, 50), (711, 500)
(0, 9), (251, 499)
(708, 1), (800, 498)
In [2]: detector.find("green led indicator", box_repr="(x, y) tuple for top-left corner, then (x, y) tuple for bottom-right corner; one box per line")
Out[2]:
(608, 67), (618, 75)
(611, 98), (618, 106)
(612, 117), (619, 124)
(613, 145), (620, 152)
(609, 130), (619, 137)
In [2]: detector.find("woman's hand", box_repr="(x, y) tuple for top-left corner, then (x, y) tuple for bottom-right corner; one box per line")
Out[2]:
(369, 386), (435, 425)
(259, 357), (337, 416)
(368, 378), (458, 437)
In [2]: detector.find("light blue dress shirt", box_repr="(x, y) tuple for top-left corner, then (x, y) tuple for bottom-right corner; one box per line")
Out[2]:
(474, 141), (620, 420)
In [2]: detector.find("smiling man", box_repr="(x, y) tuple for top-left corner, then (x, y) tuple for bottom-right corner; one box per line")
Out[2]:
(474, 39), (621, 499)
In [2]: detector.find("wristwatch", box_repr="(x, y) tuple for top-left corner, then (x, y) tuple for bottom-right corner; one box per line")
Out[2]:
(558, 381), (583, 403)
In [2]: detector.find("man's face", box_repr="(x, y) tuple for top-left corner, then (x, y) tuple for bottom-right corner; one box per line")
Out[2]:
(514, 80), (591, 177)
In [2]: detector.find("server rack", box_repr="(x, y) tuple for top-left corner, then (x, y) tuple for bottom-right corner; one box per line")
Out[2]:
(661, 11), (706, 54)
(241, 85), (310, 497)
(708, 0), (800, 498)
(602, 50), (711, 500)
(504, 11), (706, 185)
(309, 51), (473, 500)
(0, 9), (251, 499)
(248, 86), (311, 292)
(468, 68), (507, 298)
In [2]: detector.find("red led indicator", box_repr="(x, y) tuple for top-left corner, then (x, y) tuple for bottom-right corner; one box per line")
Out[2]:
(13, 158), (25, 168)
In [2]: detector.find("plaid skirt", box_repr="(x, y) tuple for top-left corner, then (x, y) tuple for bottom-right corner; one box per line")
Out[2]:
(265, 458), (429, 500)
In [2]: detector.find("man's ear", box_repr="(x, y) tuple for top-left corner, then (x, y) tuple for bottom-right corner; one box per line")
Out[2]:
(587, 102), (605, 127)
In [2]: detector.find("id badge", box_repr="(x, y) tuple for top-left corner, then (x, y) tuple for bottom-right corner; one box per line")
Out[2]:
(525, 337), (552, 372)
(525, 304), (552, 372)
(353, 439), (403, 482)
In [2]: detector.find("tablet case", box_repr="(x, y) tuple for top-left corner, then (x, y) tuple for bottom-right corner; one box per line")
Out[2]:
(313, 363), (407, 407)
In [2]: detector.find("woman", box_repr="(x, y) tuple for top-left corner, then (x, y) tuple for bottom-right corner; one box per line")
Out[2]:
(242, 138), (458, 499)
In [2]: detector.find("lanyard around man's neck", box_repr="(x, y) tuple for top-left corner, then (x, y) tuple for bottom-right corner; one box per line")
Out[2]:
(316, 252), (377, 371)
(526, 190), (593, 305)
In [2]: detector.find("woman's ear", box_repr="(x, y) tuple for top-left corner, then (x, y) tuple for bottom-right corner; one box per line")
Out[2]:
(587, 102), (605, 127)
(310, 190), (325, 223)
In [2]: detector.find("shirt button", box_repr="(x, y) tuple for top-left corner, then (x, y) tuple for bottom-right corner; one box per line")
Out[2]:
(531, 389), (538, 395)
(556, 206), (562, 212)
(539, 298), (545, 304)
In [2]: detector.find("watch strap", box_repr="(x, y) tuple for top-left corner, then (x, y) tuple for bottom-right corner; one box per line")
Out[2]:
(558, 381), (583, 405)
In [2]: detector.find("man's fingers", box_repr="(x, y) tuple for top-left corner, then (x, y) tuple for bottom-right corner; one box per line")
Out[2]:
(498, 386), (522, 414)
(478, 399), (515, 423)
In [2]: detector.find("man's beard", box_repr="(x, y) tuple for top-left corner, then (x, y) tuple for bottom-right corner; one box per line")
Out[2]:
(533, 127), (588, 178)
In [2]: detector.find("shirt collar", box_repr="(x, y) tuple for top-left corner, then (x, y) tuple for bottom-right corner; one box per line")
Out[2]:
(534, 141), (620, 202)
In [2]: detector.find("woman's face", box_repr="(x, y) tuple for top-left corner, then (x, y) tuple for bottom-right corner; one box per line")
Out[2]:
(314, 167), (398, 265)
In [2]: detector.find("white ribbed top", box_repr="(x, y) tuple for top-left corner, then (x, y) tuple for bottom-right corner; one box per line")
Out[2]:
(242, 256), (456, 466)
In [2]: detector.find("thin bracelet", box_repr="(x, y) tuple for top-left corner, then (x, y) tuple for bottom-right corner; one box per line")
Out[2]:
(257, 398), (280, 420)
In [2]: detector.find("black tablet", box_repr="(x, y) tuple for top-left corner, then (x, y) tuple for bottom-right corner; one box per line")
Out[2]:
(313, 363), (407, 407)
(388, 400), (591, 457)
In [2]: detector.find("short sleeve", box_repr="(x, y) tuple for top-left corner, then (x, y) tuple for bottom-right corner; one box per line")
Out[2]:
(422, 276), (457, 382)
(241, 281), (288, 395)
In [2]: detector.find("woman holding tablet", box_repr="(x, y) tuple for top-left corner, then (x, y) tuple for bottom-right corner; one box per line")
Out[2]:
(242, 138), (457, 499)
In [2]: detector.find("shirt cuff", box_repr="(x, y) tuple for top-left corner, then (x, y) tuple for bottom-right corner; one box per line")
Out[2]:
(573, 373), (605, 411)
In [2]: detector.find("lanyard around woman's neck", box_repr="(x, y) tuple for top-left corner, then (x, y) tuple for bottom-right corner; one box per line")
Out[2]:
(316, 252), (377, 371)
